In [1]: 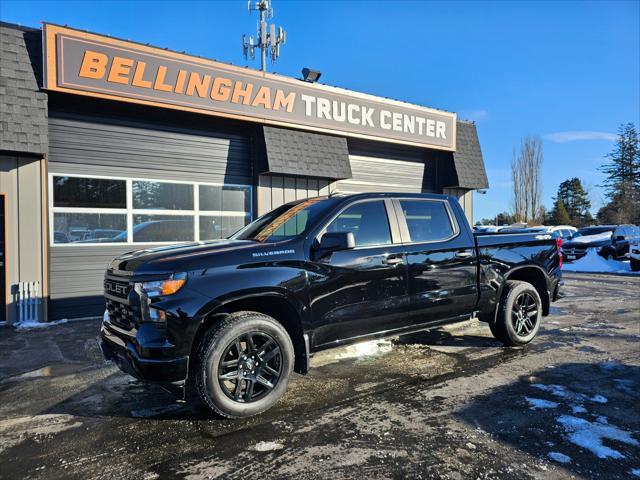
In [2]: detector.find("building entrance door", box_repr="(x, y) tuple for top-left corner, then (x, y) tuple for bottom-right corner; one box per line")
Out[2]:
(0, 194), (5, 323)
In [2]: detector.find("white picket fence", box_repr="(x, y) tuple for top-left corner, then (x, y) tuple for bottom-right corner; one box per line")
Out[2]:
(15, 281), (40, 323)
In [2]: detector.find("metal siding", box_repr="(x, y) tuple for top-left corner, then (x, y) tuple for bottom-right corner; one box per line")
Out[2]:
(335, 156), (426, 193)
(48, 116), (251, 184)
(47, 115), (251, 320)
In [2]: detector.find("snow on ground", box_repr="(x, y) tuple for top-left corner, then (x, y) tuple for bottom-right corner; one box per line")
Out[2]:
(563, 248), (639, 274)
(252, 441), (285, 452)
(548, 451), (572, 464)
(525, 397), (559, 410)
(556, 415), (639, 459)
(13, 318), (68, 330)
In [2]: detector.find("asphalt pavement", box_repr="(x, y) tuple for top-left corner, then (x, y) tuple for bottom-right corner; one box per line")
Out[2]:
(0, 272), (638, 480)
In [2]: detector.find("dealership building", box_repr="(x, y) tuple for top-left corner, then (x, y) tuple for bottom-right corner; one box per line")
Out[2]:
(0, 21), (488, 324)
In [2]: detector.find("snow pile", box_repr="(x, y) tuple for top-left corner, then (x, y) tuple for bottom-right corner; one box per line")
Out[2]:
(563, 248), (638, 274)
(13, 318), (68, 330)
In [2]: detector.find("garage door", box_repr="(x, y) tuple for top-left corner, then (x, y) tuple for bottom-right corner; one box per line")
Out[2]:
(334, 155), (426, 194)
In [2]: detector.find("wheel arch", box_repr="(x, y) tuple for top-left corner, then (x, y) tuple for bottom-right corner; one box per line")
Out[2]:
(503, 265), (550, 316)
(190, 293), (309, 375)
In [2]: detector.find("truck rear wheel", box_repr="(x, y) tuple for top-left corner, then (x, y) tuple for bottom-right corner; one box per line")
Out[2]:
(490, 280), (542, 347)
(194, 311), (294, 418)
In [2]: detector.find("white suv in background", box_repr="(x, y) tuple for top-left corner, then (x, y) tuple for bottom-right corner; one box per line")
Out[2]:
(629, 236), (640, 272)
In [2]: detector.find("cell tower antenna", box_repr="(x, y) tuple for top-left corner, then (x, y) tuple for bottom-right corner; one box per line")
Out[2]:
(242, 0), (286, 72)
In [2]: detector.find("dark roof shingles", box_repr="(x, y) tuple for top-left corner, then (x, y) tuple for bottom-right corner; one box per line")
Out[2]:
(452, 121), (489, 189)
(0, 23), (48, 155)
(263, 126), (352, 180)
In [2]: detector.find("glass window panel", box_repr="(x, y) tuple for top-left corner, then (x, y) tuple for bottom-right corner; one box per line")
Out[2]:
(132, 215), (194, 242)
(53, 176), (126, 209)
(53, 213), (127, 244)
(200, 185), (250, 212)
(223, 186), (250, 212)
(199, 185), (222, 211)
(132, 181), (193, 210)
(325, 201), (391, 247)
(399, 200), (454, 243)
(200, 215), (250, 240)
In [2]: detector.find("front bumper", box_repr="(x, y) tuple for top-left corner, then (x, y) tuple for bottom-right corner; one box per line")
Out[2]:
(100, 322), (189, 383)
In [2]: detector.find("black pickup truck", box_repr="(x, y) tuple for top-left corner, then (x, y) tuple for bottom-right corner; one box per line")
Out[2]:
(100, 193), (562, 418)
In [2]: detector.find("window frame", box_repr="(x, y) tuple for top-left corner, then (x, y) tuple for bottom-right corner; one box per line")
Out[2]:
(315, 198), (402, 249)
(49, 173), (253, 246)
(392, 198), (460, 245)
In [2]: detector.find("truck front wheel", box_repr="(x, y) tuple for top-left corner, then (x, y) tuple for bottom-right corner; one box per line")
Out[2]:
(490, 280), (542, 347)
(194, 311), (294, 418)
(631, 258), (640, 272)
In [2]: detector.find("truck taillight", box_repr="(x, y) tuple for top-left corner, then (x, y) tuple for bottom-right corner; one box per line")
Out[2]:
(556, 238), (563, 268)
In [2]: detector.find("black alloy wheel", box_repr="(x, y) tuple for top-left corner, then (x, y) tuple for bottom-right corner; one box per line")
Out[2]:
(511, 292), (538, 337)
(195, 311), (294, 418)
(218, 332), (283, 403)
(490, 280), (542, 347)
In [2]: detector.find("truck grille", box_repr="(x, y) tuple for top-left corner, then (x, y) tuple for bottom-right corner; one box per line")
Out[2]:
(105, 298), (140, 330)
(104, 278), (131, 299)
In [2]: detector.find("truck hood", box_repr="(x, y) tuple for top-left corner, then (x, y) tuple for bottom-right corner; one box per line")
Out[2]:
(108, 239), (267, 275)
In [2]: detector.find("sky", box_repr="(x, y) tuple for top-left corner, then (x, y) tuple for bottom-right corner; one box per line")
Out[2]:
(2, 0), (639, 223)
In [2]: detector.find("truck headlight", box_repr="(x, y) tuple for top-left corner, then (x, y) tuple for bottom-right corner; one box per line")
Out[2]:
(134, 273), (187, 324)
(135, 272), (187, 298)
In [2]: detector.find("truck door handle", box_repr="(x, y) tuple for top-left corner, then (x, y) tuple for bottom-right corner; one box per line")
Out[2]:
(384, 256), (404, 265)
(455, 250), (473, 258)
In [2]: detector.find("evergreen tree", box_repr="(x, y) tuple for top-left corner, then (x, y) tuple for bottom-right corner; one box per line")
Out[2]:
(597, 123), (640, 224)
(553, 178), (592, 226)
(550, 198), (571, 225)
(599, 123), (640, 197)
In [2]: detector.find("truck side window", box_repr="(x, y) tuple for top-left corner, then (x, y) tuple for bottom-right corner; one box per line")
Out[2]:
(325, 200), (391, 247)
(400, 200), (454, 243)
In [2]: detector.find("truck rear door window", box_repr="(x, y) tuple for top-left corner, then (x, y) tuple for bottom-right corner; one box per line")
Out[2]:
(399, 200), (454, 243)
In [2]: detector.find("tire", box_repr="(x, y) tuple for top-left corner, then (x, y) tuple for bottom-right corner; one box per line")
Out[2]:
(631, 258), (640, 272)
(195, 311), (294, 418)
(490, 280), (542, 347)
(488, 318), (508, 343)
(601, 249), (615, 261)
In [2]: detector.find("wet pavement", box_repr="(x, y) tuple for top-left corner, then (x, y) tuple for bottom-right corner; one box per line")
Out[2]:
(0, 272), (639, 479)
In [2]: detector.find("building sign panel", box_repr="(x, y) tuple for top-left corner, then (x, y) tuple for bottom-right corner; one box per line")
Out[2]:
(43, 24), (456, 151)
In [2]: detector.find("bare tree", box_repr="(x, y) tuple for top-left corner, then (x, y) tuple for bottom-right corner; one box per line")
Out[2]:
(511, 148), (524, 222)
(511, 136), (544, 224)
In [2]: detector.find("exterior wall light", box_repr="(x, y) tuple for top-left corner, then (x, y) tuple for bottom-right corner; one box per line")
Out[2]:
(302, 67), (321, 83)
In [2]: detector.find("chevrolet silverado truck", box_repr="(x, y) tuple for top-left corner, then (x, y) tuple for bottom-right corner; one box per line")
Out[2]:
(100, 193), (562, 418)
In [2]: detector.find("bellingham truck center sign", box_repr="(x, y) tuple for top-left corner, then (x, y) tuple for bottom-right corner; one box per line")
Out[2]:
(43, 24), (456, 151)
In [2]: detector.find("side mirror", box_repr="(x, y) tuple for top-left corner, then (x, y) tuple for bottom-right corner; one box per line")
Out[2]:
(318, 231), (355, 253)
(615, 236), (624, 242)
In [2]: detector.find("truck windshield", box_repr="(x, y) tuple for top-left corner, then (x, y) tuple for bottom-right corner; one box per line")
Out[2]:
(232, 197), (333, 243)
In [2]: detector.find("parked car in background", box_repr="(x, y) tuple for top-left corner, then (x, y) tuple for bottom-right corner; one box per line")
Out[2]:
(92, 229), (125, 240)
(629, 236), (640, 272)
(54, 231), (69, 243)
(68, 228), (92, 242)
(547, 225), (577, 239)
(561, 225), (638, 262)
(473, 225), (502, 233)
(600, 225), (640, 260)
